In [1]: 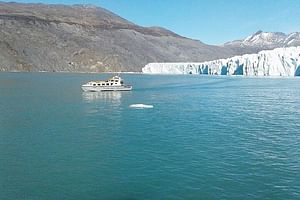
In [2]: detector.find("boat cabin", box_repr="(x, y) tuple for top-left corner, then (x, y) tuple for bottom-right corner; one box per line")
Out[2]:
(87, 76), (124, 87)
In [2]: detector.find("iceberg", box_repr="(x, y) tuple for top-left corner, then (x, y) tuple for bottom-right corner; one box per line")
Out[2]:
(142, 47), (300, 76)
(129, 104), (154, 109)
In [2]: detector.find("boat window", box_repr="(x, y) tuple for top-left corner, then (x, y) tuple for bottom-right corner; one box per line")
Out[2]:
(98, 84), (101, 86)
(102, 83), (105, 86)
(120, 81), (124, 85)
(115, 80), (118, 82)
(106, 83), (109, 86)
(111, 83), (113, 85)
(93, 84), (96, 86)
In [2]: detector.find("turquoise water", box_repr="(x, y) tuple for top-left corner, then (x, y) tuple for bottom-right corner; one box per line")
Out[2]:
(0, 72), (300, 200)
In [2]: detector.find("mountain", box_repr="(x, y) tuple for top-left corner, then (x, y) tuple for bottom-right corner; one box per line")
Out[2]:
(0, 2), (300, 73)
(224, 30), (300, 54)
(0, 2), (235, 72)
(142, 46), (300, 77)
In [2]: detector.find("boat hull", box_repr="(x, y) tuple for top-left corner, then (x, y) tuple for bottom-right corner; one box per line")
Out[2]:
(82, 85), (132, 92)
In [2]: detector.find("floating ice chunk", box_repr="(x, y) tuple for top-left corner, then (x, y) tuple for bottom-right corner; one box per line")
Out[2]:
(129, 104), (154, 109)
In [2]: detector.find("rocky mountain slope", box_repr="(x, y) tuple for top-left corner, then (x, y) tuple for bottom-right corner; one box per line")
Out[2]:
(0, 2), (235, 72)
(0, 2), (299, 72)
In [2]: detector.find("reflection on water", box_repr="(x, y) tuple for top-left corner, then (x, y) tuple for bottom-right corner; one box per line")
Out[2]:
(82, 91), (126, 127)
(82, 91), (123, 104)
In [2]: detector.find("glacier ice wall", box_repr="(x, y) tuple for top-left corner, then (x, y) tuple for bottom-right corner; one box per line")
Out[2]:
(142, 47), (300, 76)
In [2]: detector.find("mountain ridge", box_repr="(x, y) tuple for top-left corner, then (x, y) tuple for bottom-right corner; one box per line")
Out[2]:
(224, 30), (300, 49)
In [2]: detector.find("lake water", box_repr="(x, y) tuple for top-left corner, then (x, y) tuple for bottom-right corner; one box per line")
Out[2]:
(0, 72), (300, 200)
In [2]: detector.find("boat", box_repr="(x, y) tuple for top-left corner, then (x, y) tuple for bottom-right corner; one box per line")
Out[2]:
(81, 75), (132, 92)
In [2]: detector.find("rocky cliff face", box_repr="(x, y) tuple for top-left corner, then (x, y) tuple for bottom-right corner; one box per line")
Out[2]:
(0, 2), (235, 72)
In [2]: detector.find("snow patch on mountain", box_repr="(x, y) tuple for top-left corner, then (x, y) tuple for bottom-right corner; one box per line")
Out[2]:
(225, 31), (300, 48)
(242, 31), (286, 46)
(142, 46), (300, 77)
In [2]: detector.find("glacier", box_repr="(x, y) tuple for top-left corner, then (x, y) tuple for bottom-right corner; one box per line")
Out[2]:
(142, 46), (300, 76)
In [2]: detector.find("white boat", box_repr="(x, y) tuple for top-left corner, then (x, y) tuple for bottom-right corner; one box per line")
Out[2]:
(81, 75), (132, 92)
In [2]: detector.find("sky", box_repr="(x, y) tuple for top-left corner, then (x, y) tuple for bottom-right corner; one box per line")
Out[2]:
(2, 0), (300, 44)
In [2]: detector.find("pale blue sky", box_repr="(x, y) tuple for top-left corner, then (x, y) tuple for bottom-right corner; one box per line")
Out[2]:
(2, 0), (300, 44)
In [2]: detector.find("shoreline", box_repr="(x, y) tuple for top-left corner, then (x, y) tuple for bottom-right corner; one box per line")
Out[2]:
(1, 70), (299, 78)
(0, 70), (143, 74)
